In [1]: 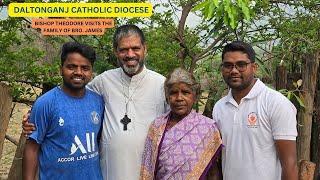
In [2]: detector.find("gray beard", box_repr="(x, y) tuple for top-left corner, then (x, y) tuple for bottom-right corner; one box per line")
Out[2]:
(123, 64), (140, 75)
(120, 60), (144, 75)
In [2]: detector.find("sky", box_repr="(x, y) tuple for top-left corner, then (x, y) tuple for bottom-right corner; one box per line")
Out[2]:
(150, 0), (201, 28)
(0, 6), (8, 20)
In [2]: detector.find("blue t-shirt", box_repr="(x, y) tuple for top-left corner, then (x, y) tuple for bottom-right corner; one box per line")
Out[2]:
(29, 87), (104, 180)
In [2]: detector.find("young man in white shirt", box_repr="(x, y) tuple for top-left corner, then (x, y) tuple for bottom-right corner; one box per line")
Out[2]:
(212, 41), (298, 180)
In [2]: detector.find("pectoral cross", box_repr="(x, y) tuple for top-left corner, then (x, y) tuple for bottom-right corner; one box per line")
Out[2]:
(120, 114), (131, 131)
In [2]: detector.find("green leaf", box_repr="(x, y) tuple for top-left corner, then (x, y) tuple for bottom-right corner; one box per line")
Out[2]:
(226, 5), (237, 28)
(207, 1), (216, 18)
(293, 93), (305, 108)
(193, 0), (211, 11)
(287, 91), (292, 100)
(213, 0), (219, 7)
(278, 89), (288, 95)
(241, 5), (251, 20)
(224, 0), (231, 12)
(216, 5), (224, 18)
(230, 16), (236, 29)
(223, 13), (230, 25)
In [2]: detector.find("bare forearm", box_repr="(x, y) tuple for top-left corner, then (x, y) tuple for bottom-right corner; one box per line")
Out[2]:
(275, 140), (298, 180)
(23, 140), (39, 180)
(282, 164), (298, 180)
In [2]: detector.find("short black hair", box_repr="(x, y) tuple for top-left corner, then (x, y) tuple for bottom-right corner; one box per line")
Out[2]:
(113, 24), (145, 50)
(222, 41), (255, 62)
(61, 42), (96, 66)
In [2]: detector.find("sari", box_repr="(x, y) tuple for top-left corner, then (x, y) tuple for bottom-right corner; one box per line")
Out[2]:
(140, 110), (222, 180)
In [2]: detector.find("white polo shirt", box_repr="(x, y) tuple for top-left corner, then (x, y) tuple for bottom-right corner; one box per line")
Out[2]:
(212, 79), (297, 180)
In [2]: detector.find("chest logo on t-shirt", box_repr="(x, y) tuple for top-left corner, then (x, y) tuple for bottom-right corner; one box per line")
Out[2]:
(91, 111), (100, 124)
(59, 117), (64, 126)
(57, 132), (99, 163)
(247, 112), (259, 128)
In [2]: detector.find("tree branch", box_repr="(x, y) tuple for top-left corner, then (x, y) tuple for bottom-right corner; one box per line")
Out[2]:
(255, 44), (273, 55)
(13, 98), (34, 106)
(198, 43), (225, 60)
(5, 135), (19, 146)
(177, 2), (194, 43)
(195, 31), (229, 61)
(269, 0), (302, 6)
(174, 1), (197, 69)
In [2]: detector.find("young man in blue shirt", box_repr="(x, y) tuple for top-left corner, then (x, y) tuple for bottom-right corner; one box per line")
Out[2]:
(23, 42), (104, 180)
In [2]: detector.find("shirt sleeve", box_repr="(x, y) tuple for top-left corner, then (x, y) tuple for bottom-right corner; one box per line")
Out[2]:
(269, 94), (298, 140)
(28, 98), (52, 144)
(212, 105), (220, 129)
(87, 75), (102, 95)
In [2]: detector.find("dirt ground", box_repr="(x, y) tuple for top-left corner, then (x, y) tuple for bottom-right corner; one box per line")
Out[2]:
(0, 103), (30, 180)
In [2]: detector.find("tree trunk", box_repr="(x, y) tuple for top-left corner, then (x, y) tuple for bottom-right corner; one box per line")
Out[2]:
(311, 58), (320, 179)
(297, 52), (320, 161)
(202, 91), (215, 119)
(7, 134), (26, 180)
(0, 83), (12, 159)
(299, 160), (316, 180)
(275, 64), (287, 90)
(312, 89), (320, 180)
(202, 83), (226, 119)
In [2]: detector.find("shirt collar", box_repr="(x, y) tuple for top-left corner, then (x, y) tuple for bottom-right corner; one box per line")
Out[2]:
(243, 79), (265, 99)
(225, 78), (265, 104)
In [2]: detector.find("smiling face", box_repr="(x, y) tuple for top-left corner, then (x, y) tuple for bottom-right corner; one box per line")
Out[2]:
(167, 82), (196, 121)
(115, 35), (146, 77)
(221, 51), (257, 91)
(60, 52), (93, 96)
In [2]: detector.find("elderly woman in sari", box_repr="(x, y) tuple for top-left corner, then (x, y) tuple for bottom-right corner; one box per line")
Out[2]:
(140, 68), (222, 180)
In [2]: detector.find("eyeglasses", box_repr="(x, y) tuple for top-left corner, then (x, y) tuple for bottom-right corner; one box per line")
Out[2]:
(220, 61), (253, 72)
